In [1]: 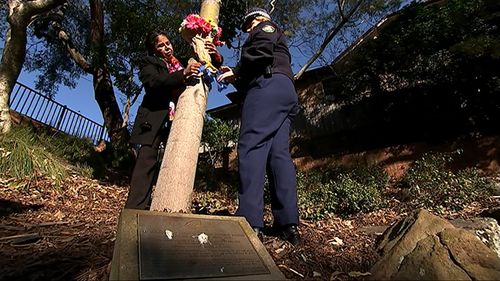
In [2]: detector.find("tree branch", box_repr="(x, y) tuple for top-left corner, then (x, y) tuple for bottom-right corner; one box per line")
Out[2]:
(337, 0), (346, 20)
(25, 0), (67, 21)
(294, 0), (363, 81)
(51, 22), (92, 73)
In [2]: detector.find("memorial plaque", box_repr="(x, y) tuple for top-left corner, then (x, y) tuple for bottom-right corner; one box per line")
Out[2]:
(137, 214), (269, 280)
(109, 209), (286, 281)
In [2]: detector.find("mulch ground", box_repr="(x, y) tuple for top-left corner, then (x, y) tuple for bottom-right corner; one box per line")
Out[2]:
(0, 175), (498, 281)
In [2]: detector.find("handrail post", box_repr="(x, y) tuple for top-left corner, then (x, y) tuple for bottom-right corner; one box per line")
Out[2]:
(99, 125), (105, 142)
(56, 106), (67, 130)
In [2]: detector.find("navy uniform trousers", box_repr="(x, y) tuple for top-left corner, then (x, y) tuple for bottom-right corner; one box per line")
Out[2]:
(235, 73), (299, 228)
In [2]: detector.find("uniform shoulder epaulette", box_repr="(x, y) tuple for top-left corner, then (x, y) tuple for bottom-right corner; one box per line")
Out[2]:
(261, 24), (276, 33)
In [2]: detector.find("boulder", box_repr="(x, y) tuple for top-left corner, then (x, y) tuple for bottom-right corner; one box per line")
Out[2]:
(450, 217), (500, 258)
(369, 209), (500, 280)
(481, 207), (500, 224)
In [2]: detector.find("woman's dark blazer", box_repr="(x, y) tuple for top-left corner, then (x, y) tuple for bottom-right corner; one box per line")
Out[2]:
(129, 55), (187, 145)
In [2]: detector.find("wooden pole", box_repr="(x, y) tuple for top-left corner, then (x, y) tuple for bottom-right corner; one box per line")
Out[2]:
(150, 0), (221, 213)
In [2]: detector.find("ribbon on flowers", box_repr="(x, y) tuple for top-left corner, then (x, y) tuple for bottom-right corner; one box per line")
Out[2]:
(198, 64), (228, 92)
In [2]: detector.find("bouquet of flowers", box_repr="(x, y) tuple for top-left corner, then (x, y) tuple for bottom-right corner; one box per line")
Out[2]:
(179, 14), (224, 73)
(180, 14), (224, 46)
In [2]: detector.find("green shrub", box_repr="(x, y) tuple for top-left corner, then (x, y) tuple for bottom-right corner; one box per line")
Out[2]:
(196, 117), (239, 192)
(400, 151), (496, 212)
(41, 130), (134, 180)
(200, 117), (239, 168)
(297, 164), (387, 220)
(192, 190), (237, 214)
(0, 126), (68, 183)
(298, 179), (339, 220)
(0, 124), (134, 183)
(335, 173), (384, 215)
(41, 131), (95, 164)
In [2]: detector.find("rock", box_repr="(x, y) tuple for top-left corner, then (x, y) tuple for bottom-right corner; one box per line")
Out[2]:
(481, 207), (500, 224)
(451, 217), (500, 258)
(369, 209), (500, 280)
(439, 228), (500, 280)
(395, 234), (470, 280)
(373, 209), (454, 259)
(359, 225), (389, 236)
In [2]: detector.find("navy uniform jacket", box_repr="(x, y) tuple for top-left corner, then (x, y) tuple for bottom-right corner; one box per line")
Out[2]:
(233, 20), (293, 91)
(129, 55), (187, 145)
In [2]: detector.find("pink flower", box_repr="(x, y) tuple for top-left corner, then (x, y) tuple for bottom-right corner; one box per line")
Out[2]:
(185, 14), (200, 22)
(184, 14), (200, 30)
(180, 13), (224, 45)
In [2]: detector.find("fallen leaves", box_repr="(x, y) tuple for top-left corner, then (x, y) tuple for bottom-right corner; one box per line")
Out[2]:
(327, 237), (344, 246)
(0, 175), (126, 281)
(1, 173), (497, 281)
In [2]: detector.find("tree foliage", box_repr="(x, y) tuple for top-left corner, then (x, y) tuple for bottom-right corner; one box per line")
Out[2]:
(10, 0), (407, 93)
(335, 0), (500, 101)
(19, 0), (247, 97)
(314, 0), (500, 145)
(1, 0), (409, 97)
(26, 1), (89, 96)
(0, 0), (415, 143)
(201, 116), (239, 167)
(293, 0), (405, 79)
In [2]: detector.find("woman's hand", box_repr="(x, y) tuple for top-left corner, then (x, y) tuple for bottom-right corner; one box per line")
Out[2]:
(217, 66), (236, 84)
(183, 60), (202, 78)
(205, 41), (223, 64)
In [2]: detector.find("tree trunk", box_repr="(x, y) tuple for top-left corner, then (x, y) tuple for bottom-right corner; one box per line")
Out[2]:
(150, 0), (221, 213)
(0, 0), (66, 134)
(89, 0), (129, 145)
(0, 25), (26, 135)
(150, 80), (209, 212)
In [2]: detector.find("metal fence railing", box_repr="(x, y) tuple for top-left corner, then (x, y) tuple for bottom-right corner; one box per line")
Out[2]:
(9, 82), (109, 144)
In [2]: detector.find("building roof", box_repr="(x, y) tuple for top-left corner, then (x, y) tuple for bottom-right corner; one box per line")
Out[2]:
(206, 101), (239, 120)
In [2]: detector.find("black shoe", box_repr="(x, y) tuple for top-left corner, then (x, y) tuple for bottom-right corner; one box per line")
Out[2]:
(280, 225), (301, 246)
(253, 227), (264, 242)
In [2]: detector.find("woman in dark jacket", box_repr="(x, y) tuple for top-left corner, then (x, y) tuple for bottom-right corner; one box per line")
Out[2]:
(125, 30), (222, 210)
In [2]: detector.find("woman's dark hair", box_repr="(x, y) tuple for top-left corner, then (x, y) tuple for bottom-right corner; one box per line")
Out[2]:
(145, 30), (169, 56)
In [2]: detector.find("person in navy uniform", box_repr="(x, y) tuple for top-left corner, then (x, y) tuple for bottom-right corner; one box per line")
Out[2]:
(218, 8), (301, 245)
(125, 30), (223, 210)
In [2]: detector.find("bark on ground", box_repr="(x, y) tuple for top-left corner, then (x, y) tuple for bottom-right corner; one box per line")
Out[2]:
(0, 175), (498, 281)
